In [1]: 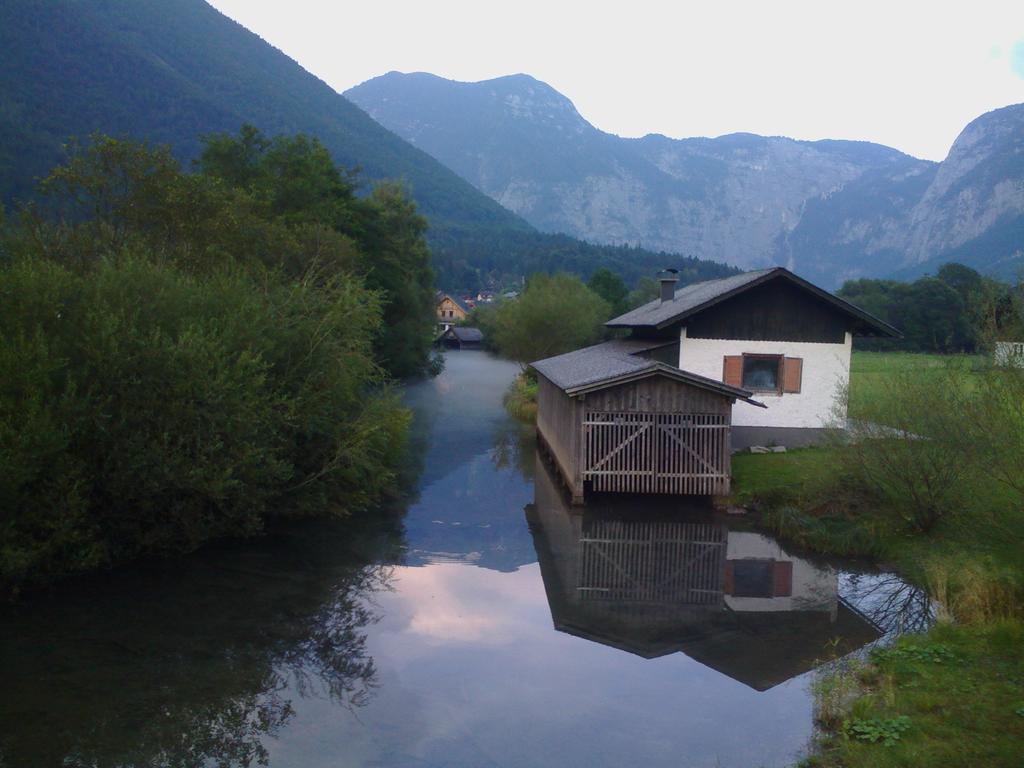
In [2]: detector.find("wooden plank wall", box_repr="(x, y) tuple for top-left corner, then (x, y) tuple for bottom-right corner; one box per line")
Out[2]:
(583, 412), (731, 495)
(536, 374), (583, 498)
(537, 374), (735, 500)
(683, 278), (849, 343)
(583, 377), (732, 415)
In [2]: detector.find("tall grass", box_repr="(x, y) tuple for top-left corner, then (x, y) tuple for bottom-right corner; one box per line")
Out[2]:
(503, 372), (538, 422)
(924, 559), (1021, 624)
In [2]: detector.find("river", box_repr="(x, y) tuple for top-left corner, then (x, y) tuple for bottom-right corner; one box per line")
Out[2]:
(0, 352), (932, 768)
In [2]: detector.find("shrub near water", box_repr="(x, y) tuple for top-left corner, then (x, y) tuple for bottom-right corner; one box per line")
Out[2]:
(0, 256), (407, 585)
(503, 372), (538, 422)
(0, 130), (435, 591)
(0, 255), (406, 590)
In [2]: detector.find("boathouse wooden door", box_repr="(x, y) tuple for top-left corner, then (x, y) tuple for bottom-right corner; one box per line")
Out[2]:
(582, 411), (731, 495)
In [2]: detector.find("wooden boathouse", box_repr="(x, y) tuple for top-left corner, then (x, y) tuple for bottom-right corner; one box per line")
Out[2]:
(532, 339), (764, 503)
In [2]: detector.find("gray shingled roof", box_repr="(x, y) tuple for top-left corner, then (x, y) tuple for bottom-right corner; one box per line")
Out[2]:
(531, 340), (764, 405)
(606, 267), (900, 337)
(450, 326), (483, 342)
(607, 270), (775, 328)
(531, 340), (662, 391)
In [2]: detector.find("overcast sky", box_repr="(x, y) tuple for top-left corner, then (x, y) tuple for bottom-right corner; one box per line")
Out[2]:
(208, 0), (1023, 161)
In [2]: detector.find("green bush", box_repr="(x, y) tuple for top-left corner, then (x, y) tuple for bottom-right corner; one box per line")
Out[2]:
(0, 132), (435, 590)
(488, 273), (610, 365)
(842, 365), (970, 533)
(0, 254), (407, 589)
(842, 716), (911, 747)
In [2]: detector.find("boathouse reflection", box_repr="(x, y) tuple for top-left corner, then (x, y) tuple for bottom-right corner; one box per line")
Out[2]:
(526, 457), (881, 691)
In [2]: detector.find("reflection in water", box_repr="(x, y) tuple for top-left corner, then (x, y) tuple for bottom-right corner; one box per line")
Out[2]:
(0, 519), (400, 768)
(398, 352), (539, 572)
(840, 571), (935, 637)
(0, 352), (933, 768)
(528, 455), (885, 690)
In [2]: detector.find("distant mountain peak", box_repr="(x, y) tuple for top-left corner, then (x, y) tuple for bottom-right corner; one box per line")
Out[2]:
(349, 71), (588, 132)
(347, 71), (1024, 285)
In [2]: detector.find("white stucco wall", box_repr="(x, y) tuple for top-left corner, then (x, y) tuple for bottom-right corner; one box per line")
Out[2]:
(724, 531), (837, 614)
(678, 329), (852, 428)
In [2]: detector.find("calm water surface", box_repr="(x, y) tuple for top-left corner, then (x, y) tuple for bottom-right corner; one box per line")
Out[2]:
(0, 352), (931, 768)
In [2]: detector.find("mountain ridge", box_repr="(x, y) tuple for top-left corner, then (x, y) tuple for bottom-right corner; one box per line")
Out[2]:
(347, 72), (1024, 286)
(0, 1), (738, 290)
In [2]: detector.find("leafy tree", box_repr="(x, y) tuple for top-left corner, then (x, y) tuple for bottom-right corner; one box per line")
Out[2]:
(198, 127), (436, 376)
(936, 262), (984, 307)
(899, 278), (973, 353)
(838, 263), (1012, 353)
(627, 276), (661, 309)
(0, 133), (419, 590)
(587, 267), (629, 316)
(360, 182), (437, 377)
(489, 273), (610, 366)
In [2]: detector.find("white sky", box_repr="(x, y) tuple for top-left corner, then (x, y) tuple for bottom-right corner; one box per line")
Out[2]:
(207, 0), (1024, 161)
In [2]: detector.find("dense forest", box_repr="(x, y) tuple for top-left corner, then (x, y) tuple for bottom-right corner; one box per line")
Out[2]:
(0, 128), (436, 592)
(0, 0), (735, 292)
(838, 262), (1024, 352)
(434, 234), (737, 294)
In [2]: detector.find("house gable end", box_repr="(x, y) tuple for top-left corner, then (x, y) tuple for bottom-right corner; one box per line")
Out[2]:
(680, 277), (851, 343)
(581, 373), (734, 415)
(607, 268), (899, 339)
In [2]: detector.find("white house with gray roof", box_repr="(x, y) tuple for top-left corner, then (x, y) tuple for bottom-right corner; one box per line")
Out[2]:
(605, 267), (900, 449)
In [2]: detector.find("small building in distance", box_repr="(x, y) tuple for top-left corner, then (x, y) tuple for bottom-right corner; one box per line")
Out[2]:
(436, 292), (470, 326)
(436, 326), (484, 350)
(605, 267), (900, 450)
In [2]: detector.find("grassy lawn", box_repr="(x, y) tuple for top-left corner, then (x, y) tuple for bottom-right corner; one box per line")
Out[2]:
(732, 350), (1024, 767)
(806, 622), (1024, 768)
(734, 350), (1022, 576)
(847, 351), (981, 421)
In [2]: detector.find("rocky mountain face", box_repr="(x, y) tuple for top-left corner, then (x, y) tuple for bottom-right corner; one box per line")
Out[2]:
(347, 73), (1024, 286)
(900, 104), (1024, 278)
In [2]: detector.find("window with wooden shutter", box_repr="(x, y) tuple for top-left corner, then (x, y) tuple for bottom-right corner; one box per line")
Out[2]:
(723, 355), (743, 387)
(782, 357), (803, 393)
(772, 561), (793, 597)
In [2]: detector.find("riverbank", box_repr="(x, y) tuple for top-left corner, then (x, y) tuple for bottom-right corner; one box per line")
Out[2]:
(730, 350), (1024, 766)
(0, 133), (431, 596)
(735, 445), (1024, 767)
